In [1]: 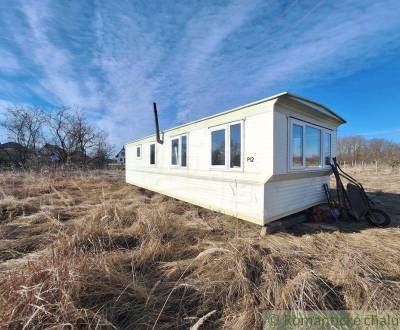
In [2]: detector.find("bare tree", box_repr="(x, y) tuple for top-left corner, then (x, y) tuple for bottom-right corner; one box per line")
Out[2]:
(47, 107), (112, 167)
(69, 112), (97, 164)
(1, 105), (114, 169)
(89, 131), (113, 168)
(369, 138), (385, 162)
(338, 135), (400, 168)
(47, 107), (78, 163)
(0, 107), (45, 165)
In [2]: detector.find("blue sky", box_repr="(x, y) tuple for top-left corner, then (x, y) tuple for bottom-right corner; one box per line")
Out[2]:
(0, 0), (399, 147)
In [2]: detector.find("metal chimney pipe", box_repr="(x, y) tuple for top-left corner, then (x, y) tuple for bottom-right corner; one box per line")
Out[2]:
(153, 102), (163, 144)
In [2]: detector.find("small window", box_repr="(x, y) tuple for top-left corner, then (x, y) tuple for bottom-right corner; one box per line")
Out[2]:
(211, 129), (225, 166)
(230, 123), (241, 168)
(136, 146), (141, 159)
(210, 122), (242, 169)
(305, 126), (321, 167)
(170, 135), (188, 167)
(292, 124), (303, 168)
(324, 132), (332, 166)
(181, 135), (187, 167)
(171, 138), (179, 165)
(150, 143), (155, 165)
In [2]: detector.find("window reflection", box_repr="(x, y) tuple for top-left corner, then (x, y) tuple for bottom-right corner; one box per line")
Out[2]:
(171, 138), (179, 165)
(181, 136), (187, 167)
(324, 133), (331, 165)
(305, 126), (321, 167)
(292, 124), (303, 167)
(211, 129), (225, 165)
(230, 124), (241, 168)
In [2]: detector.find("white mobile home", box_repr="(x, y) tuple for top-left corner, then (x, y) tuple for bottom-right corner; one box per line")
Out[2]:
(125, 92), (345, 226)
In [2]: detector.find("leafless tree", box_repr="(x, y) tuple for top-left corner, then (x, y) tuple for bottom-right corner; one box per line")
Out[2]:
(47, 107), (75, 162)
(0, 107), (45, 165)
(89, 130), (113, 168)
(47, 107), (113, 167)
(1, 105), (114, 169)
(338, 136), (400, 167)
(69, 112), (97, 164)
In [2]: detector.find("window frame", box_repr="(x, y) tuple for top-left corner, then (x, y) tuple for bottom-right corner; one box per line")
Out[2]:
(149, 142), (156, 166)
(323, 131), (333, 167)
(209, 120), (243, 171)
(170, 134), (188, 168)
(136, 145), (142, 159)
(210, 125), (227, 169)
(288, 118), (333, 171)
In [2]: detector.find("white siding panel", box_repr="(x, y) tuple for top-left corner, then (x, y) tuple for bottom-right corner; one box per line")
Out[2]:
(264, 175), (329, 222)
(126, 169), (265, 224)
(273, 111), (288, 174)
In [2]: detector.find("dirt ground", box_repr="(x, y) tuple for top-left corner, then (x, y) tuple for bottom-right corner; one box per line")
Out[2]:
(0, 168), (399, 329)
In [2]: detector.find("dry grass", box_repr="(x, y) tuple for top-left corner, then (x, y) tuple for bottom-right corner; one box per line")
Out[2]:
(0, 169), (399, 329)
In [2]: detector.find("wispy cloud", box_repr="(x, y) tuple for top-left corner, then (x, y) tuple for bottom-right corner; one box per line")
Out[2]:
(0, 48), (20, 73)
(9, 0), (102, 109)
(0, 0), (399, 146)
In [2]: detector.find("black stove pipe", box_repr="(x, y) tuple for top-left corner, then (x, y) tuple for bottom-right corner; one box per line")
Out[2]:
(153, 102), (163, 144)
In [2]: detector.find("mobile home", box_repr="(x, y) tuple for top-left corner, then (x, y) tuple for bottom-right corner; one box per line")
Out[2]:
(125, 92), (346, 226)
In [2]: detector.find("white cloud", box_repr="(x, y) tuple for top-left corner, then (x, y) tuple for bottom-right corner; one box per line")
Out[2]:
(16, 0), (102, 109)
(248, 0), (400, 90)
(1, 0), (399, 147)
(0, 49), (20, 73)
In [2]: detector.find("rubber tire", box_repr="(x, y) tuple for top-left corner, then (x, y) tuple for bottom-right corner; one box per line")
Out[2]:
(365, 208), (391, 227)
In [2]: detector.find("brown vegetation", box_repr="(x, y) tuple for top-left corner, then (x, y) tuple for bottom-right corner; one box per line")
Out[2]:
(338, 136), (400, 168)
(0, 169), (399, 329)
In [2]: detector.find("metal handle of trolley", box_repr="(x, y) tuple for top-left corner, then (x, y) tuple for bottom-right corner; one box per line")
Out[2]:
(323, 157), (391, 227)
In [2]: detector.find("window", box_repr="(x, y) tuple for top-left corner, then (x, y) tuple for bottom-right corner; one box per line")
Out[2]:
(305, 126), (321, 167)
(292, 124), (303, 167)
(210, 122), (242, 169)
(324, 132), (332, 165)
(171, 138), (179, 165)
(211, 129), (225, 166)
(289, 119), (333, 170)
(170, 135), (187, 167)
(136, 146), (141, 159)
(230, 123), (241, 168)
(150, 143), (156, 165)
(181, 135), (187, 167)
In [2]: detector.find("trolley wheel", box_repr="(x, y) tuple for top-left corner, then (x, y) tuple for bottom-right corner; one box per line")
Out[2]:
(365, 208), (391, 227)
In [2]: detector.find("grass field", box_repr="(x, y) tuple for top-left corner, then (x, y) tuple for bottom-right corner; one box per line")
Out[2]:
(0, 168), (399, 329)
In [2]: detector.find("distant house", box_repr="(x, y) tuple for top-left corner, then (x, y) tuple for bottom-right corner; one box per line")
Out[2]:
(115, 147), (125, 165)
(0, 142), (26, 167)
(39, 143), (63, 163)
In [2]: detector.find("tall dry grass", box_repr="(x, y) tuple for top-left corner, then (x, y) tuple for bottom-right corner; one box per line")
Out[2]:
(0, 170), (399, 329)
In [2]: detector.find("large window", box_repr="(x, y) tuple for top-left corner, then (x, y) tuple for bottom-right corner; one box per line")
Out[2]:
(150, 143), (156, 165)
(171, 134), (187, 167)
(289, 119), (333, 170)
(211, 121), (242, 169)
